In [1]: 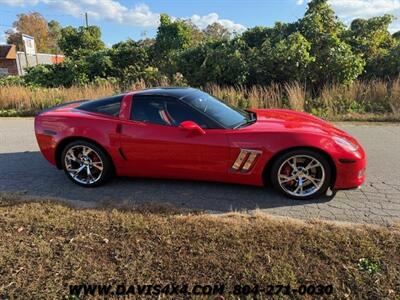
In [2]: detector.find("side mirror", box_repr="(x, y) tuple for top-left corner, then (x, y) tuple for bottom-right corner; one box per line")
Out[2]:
(180, 121), (205, 135)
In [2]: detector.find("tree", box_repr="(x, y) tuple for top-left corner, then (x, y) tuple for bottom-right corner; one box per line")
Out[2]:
(85, 50), (113, 80)
(47, 20), (62, 54)
(247, 33), (313, 85)
(110, 39), (151, 83)
(24, 59), (89, 87)
(20, 0), (400, 88)
(203, 22), (231, 41)
(154, 14), (198, 55)
(58, 26), (105, 57)
(267, 22), (298, 45)
(6, 12), (51, 52)
(242, 23), (297, 49)
(298, 0), (364, 86)
(380, 43), (400, 78)
(178, 40), (248, 86)
(270, 33), (314, 83)
(242, 26), (270, 48)
(153, 14), (203, 75)
(345, 15), (396, 77)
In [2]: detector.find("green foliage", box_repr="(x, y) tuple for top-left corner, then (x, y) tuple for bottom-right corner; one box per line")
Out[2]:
(16, 5), (400, 91)
(242, 26), (270, 48)
(0, 109), (20, 117)
(299, 0), (345, 38)
(273, 33), (314, 81)
(153, 14), (203, 76)
(110, 39), (151, 84)
(381, 43), (400, 77)
(84, 50), (113, 80)
(24, 60), (89, 87)
(345, 15), (396, 78)
(347, 15), (394, 56)
(323, 38), (365, 85)
(178, 40), (248, 86)
(47, 20), (62, 53)
(358, 258), (380, 275)
(203, 22), (231, 41)
(0, 75), (25, 86)
(154, 14), (200, 52)
(298, 0), (364, 86)
(24, 64), (60, 87)
(58, 26), (105, 57)
(248, 32), (313, 84)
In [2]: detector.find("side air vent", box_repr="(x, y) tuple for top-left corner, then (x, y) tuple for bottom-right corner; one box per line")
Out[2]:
(232, 149), (262, 172)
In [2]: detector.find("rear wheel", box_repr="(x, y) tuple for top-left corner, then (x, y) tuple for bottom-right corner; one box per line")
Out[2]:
(270, 149), (331, 200)
(61, 140), (112, 187)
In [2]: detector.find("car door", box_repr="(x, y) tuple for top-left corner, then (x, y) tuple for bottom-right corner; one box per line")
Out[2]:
(118, 95), (231, 181)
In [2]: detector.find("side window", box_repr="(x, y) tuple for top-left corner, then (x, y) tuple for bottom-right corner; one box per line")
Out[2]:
(165, 100), (213, 128)
(131, 96), (217, 128)
(131, 97), (169, 126)
(77, 95), (123, 117)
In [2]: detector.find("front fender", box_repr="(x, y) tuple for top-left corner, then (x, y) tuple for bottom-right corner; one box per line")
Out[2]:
(227, 130), (365, 188)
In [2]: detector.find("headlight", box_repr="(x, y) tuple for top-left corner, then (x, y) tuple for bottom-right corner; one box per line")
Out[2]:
(333, 136), (359, 152)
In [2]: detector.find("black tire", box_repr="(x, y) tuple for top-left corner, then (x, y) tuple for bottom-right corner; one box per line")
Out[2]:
(61, 140), (113, 187)
(270, 149), (332, 200)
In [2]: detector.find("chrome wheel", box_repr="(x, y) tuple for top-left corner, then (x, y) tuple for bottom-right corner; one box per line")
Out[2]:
(277, 155), (325, 198)
(64, 145), (104, 185)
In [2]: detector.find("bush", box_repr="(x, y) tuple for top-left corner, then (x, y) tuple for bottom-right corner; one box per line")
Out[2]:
(0, 75), (25, 86)
(24, 60), (91, 88)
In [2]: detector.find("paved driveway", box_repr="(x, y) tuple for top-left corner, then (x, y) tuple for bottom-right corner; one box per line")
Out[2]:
(0, 118), (399, 225)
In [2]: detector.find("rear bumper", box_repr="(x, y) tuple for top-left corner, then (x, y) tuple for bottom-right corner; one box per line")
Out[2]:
(35, 116), (57, 166)
(35, 132), (57, 166)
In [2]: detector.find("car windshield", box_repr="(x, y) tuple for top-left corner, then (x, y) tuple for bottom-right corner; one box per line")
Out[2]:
(181, 90), (253, 129)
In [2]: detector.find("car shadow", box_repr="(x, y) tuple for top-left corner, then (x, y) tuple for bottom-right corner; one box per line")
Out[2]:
(0, 151), (334, 212)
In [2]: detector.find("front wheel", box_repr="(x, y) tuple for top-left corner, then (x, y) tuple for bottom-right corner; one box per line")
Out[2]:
(61, 140), (113, 187)
(270, 149), (332, 200)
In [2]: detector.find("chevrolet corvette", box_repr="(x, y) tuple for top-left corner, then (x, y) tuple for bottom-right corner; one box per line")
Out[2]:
(35, 87), (366, 200)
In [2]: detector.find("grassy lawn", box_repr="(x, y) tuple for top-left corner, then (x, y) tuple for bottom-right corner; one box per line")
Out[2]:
(0, 194), (399, 299)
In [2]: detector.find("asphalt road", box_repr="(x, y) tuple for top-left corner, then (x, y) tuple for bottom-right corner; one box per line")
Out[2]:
(0, 118), (399, 225)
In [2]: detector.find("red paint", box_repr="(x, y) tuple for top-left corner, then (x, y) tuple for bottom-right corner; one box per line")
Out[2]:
(35, 91), (366, 190)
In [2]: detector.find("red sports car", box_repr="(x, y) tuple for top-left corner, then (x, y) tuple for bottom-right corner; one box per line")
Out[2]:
(35, 87), (366, 200)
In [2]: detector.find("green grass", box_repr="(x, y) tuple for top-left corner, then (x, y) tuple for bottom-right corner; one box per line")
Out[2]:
(0, 194), (399, 299)
(0, 109), (37, 117)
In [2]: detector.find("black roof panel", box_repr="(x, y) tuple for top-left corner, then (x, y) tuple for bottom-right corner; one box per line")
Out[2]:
(134, 87), (197, 99)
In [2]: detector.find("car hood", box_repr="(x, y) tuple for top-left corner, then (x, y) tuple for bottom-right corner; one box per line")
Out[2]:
(247, 109), (349, 138)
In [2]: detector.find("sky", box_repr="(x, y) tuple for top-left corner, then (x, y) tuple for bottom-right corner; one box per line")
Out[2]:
(0, 0), (399, 46)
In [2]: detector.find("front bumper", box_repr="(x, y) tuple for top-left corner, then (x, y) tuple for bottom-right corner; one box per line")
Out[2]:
(334, 156), (366, 190)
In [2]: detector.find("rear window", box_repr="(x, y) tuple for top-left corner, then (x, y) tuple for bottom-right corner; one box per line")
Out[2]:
(77, 94), (124, 117)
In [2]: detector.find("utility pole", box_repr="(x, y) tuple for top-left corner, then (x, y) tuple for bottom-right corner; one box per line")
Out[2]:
(85, 12), (88, 28)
